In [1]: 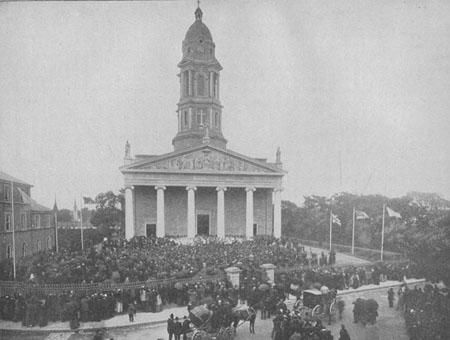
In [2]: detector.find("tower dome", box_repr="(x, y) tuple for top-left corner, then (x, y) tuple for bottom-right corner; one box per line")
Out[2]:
(184, 7), (213, 43)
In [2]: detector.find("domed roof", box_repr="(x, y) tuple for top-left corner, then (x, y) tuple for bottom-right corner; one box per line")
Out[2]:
(184, 7), (213, 43)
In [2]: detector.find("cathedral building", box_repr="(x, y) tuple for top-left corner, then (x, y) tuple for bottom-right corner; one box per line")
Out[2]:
(120, 6), (285, 239)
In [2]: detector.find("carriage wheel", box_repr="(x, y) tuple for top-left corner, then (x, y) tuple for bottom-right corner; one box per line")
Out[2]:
(312, 304), (323, 317)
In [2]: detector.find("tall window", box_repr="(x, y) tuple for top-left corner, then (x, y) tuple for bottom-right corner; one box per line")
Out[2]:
(4, 184), (10, 201)
(6, 245), (12, 259)
(183, 71), (189, 96)
(196, 110), (207, 127)
(32, 215), (40, 228)
(5, 213), (11, 232)
(183, 111), (188, 129)
(212, 73), (218, 98)
(21, 213), (26, 229)
(197, 74), (205, 96)
(215, 112), (220, 129)
(22, 242), (27, 257)
(47, 236), (52, 250)
(37, 240), (42, 252)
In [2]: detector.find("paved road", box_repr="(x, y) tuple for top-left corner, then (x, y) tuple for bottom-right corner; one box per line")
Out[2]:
(37, 285), (410, 340)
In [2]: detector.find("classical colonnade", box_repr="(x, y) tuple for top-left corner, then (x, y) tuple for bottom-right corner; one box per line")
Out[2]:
(124, 185), (282, 240)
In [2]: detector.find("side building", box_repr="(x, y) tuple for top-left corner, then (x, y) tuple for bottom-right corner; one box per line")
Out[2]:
(0, 171), (55, 261)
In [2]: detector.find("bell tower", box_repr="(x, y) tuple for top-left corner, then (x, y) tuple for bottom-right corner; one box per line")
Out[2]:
(172, 5), (227, 151)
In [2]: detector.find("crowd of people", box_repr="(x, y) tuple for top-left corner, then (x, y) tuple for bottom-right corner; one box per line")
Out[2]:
(402, 283), (450, 340)
(0, 235), (416, 331)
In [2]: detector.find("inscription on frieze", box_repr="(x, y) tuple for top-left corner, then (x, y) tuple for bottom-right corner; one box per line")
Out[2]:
(143, 151), (268, 173)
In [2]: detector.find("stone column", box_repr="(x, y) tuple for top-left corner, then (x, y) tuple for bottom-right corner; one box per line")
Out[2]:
(245, 187), (255, 239)
(216, 186), (227, 238)
(273, 188), (282, 238)
(188, 108), (192, 129)
(155, 186), (166, 238)
(186, 186), (197, 238)
(125, 186), (135, 240)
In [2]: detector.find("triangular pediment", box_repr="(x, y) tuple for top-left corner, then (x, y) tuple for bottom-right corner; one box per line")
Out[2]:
(123, 145), (282, 174)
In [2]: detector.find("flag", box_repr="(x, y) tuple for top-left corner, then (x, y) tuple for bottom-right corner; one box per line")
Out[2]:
(331, 213), (341, 226)
(355, 210), (369, 220)
(386, 207), (401, 219)
(83, 196), (95, 205)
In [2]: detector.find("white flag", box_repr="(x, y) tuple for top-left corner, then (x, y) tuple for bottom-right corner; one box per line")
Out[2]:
(355, 210), (369, 220)
(332, 213), (342, 226)
(386, 207), (401, 219)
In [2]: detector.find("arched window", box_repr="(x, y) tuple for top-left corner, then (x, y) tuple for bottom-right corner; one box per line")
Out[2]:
(22, 242), (27, 257)
(197, 74), (205, 96)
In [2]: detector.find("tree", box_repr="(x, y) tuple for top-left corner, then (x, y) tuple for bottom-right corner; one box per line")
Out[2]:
(57, 209), (73, 222)
(90, 190), (124, 237)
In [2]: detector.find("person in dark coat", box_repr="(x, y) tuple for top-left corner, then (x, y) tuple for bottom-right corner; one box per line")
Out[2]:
(249, 307), (256, 334)
(181, 316), (190, 340)
(173, 316), (182, 340)
(167, 313), (175, 340)
(127, 303), (136, 322)
(339, 324), (351, 340)
(388, 288), (395, 308)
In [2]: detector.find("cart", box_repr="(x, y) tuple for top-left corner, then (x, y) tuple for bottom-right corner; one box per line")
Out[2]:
(293, 289), (338, 322)
(189, 304), (251, 340)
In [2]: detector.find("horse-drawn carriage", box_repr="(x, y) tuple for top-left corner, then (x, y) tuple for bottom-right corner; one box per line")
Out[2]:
(189, 303), (253, 340)
(294, 288), (339, 322)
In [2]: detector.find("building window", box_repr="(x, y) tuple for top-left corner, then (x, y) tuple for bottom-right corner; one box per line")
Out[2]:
(21, 213), (26, 229)
(4, 184), (10, 201)
(183, 111), (188, 129)
(215, 112), (220, 129)
(212, 73), (218, 98)
(183, 70), (189, 96)
(32, 215), (40, 228)
(22, 242), (27, 257)
(5, 213), (11, 232)
(37, 240), (42, 252)
(196, 110), (207, 127)
(197, 74), (205, 96)
(47, 236), (52, 250)
(6, 245), (12, 259)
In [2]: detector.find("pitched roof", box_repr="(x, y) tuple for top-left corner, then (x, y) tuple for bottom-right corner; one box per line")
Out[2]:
(0, 170), (32, 186)
(17, 188), (51, 212)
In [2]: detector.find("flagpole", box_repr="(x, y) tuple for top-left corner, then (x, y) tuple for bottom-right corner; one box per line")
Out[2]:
(352, 207), (356, 256)
(80, 197), (84, 251)
(11, 181), (16, 280)
(381, 203), (386, 262)
(329, 209), (333, 252)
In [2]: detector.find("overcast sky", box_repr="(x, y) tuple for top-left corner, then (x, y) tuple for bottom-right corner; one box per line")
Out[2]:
(1, 0), (450, 209)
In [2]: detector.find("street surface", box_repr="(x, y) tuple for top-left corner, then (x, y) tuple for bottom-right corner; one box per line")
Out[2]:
(26, 284), (413, 340)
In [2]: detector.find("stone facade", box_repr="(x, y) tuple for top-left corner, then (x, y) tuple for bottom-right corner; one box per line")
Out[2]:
(0, 171), (55, 261)
(120, 6), (285, 240)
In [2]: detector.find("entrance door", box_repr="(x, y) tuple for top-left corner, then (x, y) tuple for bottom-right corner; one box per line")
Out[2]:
(146, 224), (156, 238)
(197, 214), (210, 236)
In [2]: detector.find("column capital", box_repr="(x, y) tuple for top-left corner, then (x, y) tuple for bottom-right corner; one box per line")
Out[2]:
(216, 186), (227, 192)
(245, 186), (256, 192)
(186, 185), (197, 191)
(125, 185), (135, 191)
(155, 185), (166, 191)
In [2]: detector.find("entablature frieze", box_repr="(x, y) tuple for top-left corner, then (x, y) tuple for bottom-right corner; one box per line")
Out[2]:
(124, 172), (282, 189)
